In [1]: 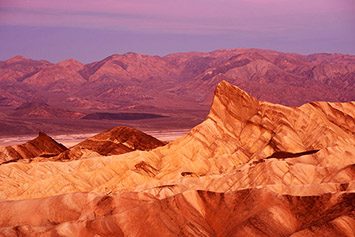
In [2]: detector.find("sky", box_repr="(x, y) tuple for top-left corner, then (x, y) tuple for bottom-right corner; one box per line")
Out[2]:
(0, 0), (354, 63)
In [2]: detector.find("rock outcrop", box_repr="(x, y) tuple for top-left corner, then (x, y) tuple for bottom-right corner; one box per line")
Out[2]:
(53, 126), (166, 161)
(0, 132), (67, 164)
(0, 81), (354, 236)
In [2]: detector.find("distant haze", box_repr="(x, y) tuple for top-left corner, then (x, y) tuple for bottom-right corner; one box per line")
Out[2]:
(0, 0), (354, 63)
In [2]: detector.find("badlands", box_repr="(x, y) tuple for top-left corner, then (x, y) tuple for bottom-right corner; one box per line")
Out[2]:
(0, 81), (354, 236)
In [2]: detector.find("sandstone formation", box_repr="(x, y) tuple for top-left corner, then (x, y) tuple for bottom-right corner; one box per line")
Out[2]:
(0, 132), (67, 165)
(0, 190), (353, 236)
(52, 126), (165, 161)
(0, 81), (354, 236)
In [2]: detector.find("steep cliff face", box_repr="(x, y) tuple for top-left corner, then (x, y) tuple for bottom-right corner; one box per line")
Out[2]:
(0, 132), (67, 164)
(0, 81), (354, 236)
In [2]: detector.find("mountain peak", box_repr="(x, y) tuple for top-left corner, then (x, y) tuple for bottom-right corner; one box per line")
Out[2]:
(57, 58), (84, 70)
(57, 58), (83, 65)
(37, 131), (51, 139)
(28, 132), (67, 151)
(0, 132), (67, 164)
(214, 80), (251, 97)
(209, 80), (260, 122)
(54, 126), (165, 161)
(105, 52), (145, 61)
(6, 55), (31, 63)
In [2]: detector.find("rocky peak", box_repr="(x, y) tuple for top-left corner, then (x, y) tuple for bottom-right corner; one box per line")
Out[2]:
(53, 126), (165, 161)
(0, 132), (67, 164)
(5, 55), (31, 63)
(36, 132), (56, 143)
(57, 59), (84, 71)
(22, 132), (67, 154)
(209, 80), (260, 122)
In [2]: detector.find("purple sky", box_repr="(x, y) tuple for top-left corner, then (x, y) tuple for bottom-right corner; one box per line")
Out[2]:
(1, 0), (354, 63)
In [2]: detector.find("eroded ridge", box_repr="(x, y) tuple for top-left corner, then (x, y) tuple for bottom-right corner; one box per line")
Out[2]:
(0, 81), (354, 236)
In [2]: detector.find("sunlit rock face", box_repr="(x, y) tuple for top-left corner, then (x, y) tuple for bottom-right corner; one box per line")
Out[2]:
(0, 81), (354, 236)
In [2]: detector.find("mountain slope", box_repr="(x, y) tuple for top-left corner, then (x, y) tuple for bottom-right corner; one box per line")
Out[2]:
(0, 81), (354, 235)
(0, 190), (353, 236)
(0, 56), (51, 82)
(0, 132), (67, 164)
(10, 102), (84, 119)
(183, 49), (355, 105)
(52, 126), (165, 161)
(0, 81), (354, 198)
(1, 48), (354, 113)
(22, 59), (86, 94)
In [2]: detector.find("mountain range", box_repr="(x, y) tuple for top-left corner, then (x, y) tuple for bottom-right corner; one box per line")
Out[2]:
(1, 48), (354, 136)
(0, 81), (354, 236)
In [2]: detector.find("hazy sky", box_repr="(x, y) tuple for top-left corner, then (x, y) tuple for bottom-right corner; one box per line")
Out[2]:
(1, 0), (354, 63)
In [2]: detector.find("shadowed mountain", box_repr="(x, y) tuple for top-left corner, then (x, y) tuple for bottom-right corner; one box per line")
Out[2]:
(10, 102), (85, 119)
(52, 126), (165, 161)
(82, 112), (166, 120)
(0, 81), (354, 235)
(0, 132), (67, 164)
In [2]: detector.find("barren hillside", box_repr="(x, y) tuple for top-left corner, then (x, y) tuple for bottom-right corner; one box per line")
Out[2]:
(0, 81), (354, 236)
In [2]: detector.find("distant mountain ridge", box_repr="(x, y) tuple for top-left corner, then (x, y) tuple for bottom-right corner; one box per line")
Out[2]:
(11, 102), (85, 119)
(1, 48), (354, 111)
(0, 48), (354, 137)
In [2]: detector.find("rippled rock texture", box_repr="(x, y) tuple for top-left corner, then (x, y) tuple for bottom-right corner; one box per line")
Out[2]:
(0, 81), (354, 236)
(53, 126), (166, 161)
(0, 132), (67, 165)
